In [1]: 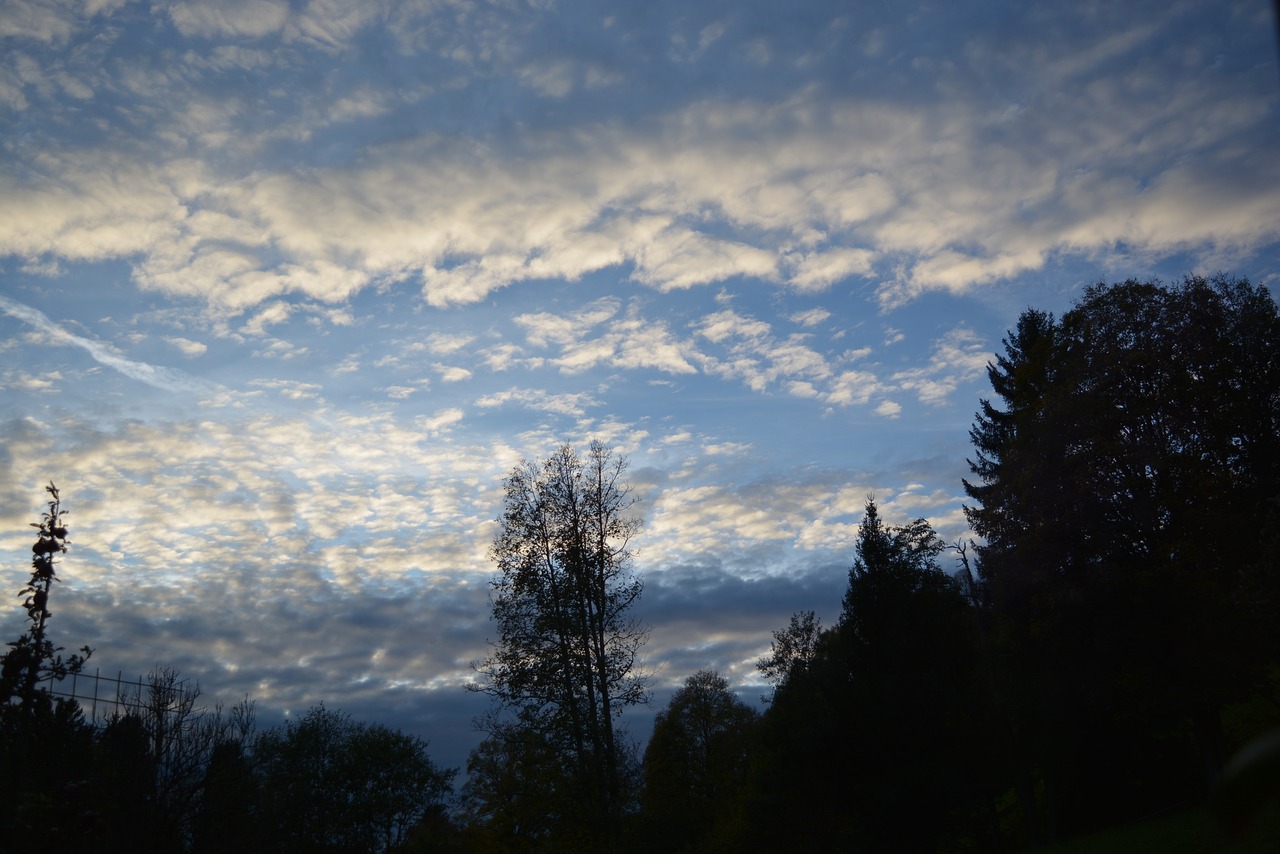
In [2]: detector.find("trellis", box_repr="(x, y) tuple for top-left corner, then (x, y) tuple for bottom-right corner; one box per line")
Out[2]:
(40, 667), (195, 727)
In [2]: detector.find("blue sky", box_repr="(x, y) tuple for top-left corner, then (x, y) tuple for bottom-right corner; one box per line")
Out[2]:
(2, 0), (1278, 773)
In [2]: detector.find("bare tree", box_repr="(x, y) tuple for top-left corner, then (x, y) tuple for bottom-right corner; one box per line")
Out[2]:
(113, 667), (255, 848)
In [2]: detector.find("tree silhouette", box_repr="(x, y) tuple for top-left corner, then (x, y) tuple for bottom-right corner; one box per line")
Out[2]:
(745, 499), (998, 851)
(639, 669), (757, 853)
(755, 610), (821, 701)
(0, 483), (95, 849)
(0, 482), (92, 710)
(965, 275), (1280, 837)
(254, 704), (455, 853)
(471, 441), (648, 853)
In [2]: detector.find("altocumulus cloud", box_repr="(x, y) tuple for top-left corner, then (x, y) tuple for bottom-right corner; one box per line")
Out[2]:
(0, 0), (1278, 775)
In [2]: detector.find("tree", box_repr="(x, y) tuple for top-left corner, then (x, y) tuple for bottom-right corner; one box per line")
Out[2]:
(964, 275), (1280, 837)
(93, 712), (175, 853)
(0, 482), (92, 710)
(460, 714), (572, 853)
(638, 670), (757, 853)
(0, 483), (96, 850)
(107, 668), (252, 847)
(745, 500), (998, 852)
(192, 735), (261, 853)
(833, 500), (998, 850)
(254, 704), (455, 853)
(97, 668), (259, 850)
(754, 610), (821, 701)
(471, 441), (648, 853)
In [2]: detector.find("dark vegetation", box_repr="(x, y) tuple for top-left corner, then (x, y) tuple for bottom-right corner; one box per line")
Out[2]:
(2, 275), (1278, 852)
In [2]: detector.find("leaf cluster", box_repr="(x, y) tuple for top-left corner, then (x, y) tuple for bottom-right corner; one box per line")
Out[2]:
(1, 482), (92, 709)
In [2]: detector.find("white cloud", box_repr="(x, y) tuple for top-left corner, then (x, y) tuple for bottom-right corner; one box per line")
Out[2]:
(787, 247), (876, 292)
(790, 308), (831, 327)
(630, 227), (780, 291)
(479, 343), (527, 372)
(0, 0), (1274, 327)
(609, 314), (698, 375)
(0, 0), (79, 43)
(517, 299), (620, 348)
(697, 309), (838, 398)
(166, 0), (290, 39)
(2, 369), (60, 393)
(0, 295), (222, 395)
(385, 385), (418, 399)
(515, 301), (698, 376)
(251, 338), (309, 360)
(166, 336), (208, 357)
(696, 309), (771, 344)
(891, 326), (990, 406)
(434, 364), (473, 383)
(417, 408), (465, 435)
(249, 378), (323, 401)
(331, 354), (361, 375)
(825, 369), (882, 407)
(475, 388), (598, 418)
(426, 333), (476, 356)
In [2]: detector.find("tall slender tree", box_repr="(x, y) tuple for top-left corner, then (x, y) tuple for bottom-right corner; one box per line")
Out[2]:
(0, 482), (92, 710)
(0, 483), (95, 848)
(471, 441), (648, 852)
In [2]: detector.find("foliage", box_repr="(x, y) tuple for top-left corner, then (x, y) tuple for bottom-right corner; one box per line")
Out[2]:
(0, 482), (92, 708)
(191, 737), (261, 853)
(470, 441), (648, 852)
(0, 483), (97, 851)
(460, 713), (577, 853)
(637, 669), (758, 853)
(964, 275), (1280, 838)
(254, 704), (456, 854)
(104, 667), (258, 850)
(745, 499), (1000, 852)
(754, 610), (821, 700)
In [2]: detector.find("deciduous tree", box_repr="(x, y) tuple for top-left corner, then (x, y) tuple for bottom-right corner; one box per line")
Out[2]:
(460, 713), (572, 853)
(0, 483), (95, 849)
(471, 441), (648, 852)
(754, 610), (821, 701)
(254, 704), (455, 853)
(639, 669), (757, 853)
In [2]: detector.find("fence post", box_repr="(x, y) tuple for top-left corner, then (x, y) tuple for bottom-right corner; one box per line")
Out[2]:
(91, 667), (100, 724)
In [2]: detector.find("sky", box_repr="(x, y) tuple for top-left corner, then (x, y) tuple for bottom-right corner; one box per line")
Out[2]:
(2, 0), (1279, 776)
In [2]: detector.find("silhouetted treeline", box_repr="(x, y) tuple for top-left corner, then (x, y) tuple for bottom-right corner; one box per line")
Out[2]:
(621, 275), (1279, 853)
(0, 674), (457, 853)
(620, 275), (1280, 853)
(0, 487), (458, 853)
(4, 275), (1279, 852)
